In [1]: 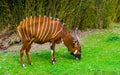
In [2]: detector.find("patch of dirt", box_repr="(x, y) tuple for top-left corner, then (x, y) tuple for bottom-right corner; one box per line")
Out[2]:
(8, 42), (50, 51)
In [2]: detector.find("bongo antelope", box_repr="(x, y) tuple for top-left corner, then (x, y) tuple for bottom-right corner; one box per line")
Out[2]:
(17, 15), (81, 67)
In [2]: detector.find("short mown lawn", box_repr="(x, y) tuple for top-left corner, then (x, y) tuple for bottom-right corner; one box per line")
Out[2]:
(0, 24), (120, 75)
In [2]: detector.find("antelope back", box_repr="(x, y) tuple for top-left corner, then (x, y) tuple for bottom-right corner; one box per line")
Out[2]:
(17, 16), (63, 43)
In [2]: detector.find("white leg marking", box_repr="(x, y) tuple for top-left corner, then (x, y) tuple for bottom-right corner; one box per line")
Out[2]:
(37, 15), (41, 37)
(51, 50), (53, 55)
(22, 64), (25, 67)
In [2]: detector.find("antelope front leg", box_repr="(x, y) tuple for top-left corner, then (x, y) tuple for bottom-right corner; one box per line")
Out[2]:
(20, 41), (30, 67)
(50, 43), (56, 64)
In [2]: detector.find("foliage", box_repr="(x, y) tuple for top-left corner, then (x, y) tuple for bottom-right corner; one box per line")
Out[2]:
(0, 0), (120, 30)
(0, 24), (120, 74)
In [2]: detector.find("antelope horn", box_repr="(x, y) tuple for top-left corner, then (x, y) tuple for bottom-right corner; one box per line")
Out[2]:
(74, 28), (80, 44)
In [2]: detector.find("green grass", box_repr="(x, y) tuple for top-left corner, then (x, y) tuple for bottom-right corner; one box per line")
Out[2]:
(0, 25), (120, 75)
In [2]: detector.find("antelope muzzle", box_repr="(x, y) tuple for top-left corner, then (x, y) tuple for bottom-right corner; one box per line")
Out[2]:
(71, 52), (81, 60)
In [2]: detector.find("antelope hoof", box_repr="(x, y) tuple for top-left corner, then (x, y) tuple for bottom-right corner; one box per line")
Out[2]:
(30, 63), (33, 66)
(52, 58), (56, 64)
(52, 61), (55, 64)
(21, 64), (25, 68)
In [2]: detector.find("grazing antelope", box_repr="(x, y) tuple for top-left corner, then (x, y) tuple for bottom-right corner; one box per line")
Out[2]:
(17, 16), (81, 67)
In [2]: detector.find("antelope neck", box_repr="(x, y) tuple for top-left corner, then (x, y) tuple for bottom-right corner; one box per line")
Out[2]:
(62, 31), (74, 51)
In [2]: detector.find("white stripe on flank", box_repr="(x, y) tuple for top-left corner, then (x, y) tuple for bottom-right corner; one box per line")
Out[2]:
(46, 17), (52, 40)
(52, 20), (58, 38)
(25, 18), (30, 40)
(37, 15), (41, 37)
(51, 19), (54, 38)
(17, 27), (22, 40)
(42, 17), (49, 41)
(38, 16), (45, 40)
(51, 27), (62, 39)
(23, 20), (28, 40)
(34, 16), (36, 36)
(30, 16), (32, 38)
(20, 21), (22, 25)
(41, 16), (47, 41)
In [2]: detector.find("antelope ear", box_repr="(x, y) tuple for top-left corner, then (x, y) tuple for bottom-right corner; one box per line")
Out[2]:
(74, 28), (80, 44)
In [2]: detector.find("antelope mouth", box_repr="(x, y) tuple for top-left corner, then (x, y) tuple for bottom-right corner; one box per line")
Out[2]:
(71, 53), (81, 60)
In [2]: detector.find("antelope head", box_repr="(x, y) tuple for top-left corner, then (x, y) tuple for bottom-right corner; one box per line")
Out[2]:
(70, 28), (81, 60)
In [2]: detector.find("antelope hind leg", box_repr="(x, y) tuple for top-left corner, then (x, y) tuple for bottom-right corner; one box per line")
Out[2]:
(20, 41), (30, 67)
(26, 44), (32, 65)
(20, 44), (27, 67)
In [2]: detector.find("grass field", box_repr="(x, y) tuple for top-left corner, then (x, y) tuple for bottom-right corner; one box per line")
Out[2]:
(0, 24), (120, 75)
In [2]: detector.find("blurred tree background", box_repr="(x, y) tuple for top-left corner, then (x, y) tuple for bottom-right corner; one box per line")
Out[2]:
(0, 0), (120, 31)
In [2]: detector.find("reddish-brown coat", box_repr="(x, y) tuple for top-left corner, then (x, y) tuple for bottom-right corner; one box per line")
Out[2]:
(17, 16), (81, 67)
